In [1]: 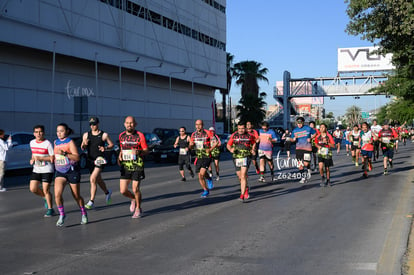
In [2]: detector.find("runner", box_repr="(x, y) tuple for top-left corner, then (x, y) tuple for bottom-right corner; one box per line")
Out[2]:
(81, 117), (114, 209)
(291, 117), (316, 184)
(227, 122), (256, 202)
(314, 123), (334, 187)
(309, 121), (320, 171)
(378, 120), (398, 175)
(189, 120), (216, 198)
(53, 123), (87, 226)
(207, 127), (221, 181)
(359, 122), (374, 178)
(281, 129), (293, 158)
(173, 126), (194, 181)
(246, 121), (260, 174)
(370, 119), (382, 161)
(344, 126), (351, 156)
(257, 121), (279, 182)
(29, 125), (55, 217)
(401, 126), (409, 146)
(348, 125), (361, 166)
(118, 116), (148, 218)
(332, 127), (343, 155)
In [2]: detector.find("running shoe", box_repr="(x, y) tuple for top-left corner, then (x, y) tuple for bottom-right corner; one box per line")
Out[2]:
(132, 208), (142, 219)
(320, 176), (326, 187)
(256, 168), (260, 175)
(201, 190), (209, 198)
(238, 194), (244, 202)
(0, 187), (6, 192)
(81, 214), (88, 225)
(181, 177), (186, 182)
(190, 170), (195, 178)
(272, 176), (277, 182)
(307, 169), (312, 179)
(129, 200), (136, 213)
(384, 169), (388, 175)
(215, 176), (220, 181)
(326, 179), (331, 187)
(347, 153), (350, 156)
(244, 187), (250, 200)
(105, 189), (112, 205)
(258, 176), (265, 182)
(43, 198), (48, 209)
(368, 162), (373, 171)
(85, 200), (94, 209)
(44, 208), (55, 217)
(300, 177), (307, 184)
(56, 215), (66, 227)
(206, 178), (214, 190)
(389, 160), (393, 168)
(363, 171), (368, 178)
(355, 162), (359, 167)
(208, 172), (213, 178)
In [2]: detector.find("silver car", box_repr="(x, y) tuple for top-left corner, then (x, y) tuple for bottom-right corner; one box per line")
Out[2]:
(4, 132), (34, 170)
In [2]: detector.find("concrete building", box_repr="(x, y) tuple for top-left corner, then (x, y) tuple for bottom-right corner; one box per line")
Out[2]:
(0, 0), (226, 138)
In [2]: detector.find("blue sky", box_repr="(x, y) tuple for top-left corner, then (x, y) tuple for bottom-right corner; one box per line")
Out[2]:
(222, 0), (390, 116)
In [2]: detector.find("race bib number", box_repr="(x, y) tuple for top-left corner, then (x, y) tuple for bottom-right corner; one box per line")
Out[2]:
(122, 150), (136, 161)
(353, 141), (359, 146)
(304, 153), (311, 161)
(195, 140), (204, 150)
(34, 160), (46, 167)
(55, 154), (71, 173)
(235, 157), (247, 167)
(382, 137), (390, 144)
(94, 156), (107, 166)
(286, 137), (291, 142)
(179, 148), (187, 155)
(319, 147), (329, 156)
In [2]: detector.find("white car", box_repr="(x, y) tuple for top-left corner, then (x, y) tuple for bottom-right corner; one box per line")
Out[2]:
(4, 132), (34, 171)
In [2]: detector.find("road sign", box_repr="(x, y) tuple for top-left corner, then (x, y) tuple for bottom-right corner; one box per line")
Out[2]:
(361, 112), (369, 119)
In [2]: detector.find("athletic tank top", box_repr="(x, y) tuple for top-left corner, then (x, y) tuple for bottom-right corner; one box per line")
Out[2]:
(87, 130), (105, 160)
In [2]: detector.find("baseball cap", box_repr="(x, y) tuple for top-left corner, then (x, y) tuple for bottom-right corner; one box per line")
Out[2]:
(336, 127), (339, 129)
(209, 127), (215, 131)
(89, 117), (99, 125)
(296, 117), (305, 123)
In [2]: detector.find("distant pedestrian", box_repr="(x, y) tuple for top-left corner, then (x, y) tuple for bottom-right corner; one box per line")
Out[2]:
(0, 129), (12, 192)
(281, 129), (292, 158)
(29, 125), (55, 217)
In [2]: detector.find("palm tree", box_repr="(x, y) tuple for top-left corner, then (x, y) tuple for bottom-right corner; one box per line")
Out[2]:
(233, 61), (269, 98)
(345, 105), (362, 126)
(220, 53), (234, 132)
(236, 92), (267, 127)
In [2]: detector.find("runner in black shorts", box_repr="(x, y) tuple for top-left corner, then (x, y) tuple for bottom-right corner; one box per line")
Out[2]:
(174, 127), (194, 181)
(118, 116), (149, 218)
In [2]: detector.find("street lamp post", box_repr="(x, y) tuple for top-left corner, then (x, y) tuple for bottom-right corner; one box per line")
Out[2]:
(169, 69), (187, 118)
(191, 73), (208, 121)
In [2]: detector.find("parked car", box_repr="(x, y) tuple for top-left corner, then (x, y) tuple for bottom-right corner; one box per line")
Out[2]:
(144, 132), (161, 151)
(152, 136), (179, 163)
(72, 137), (119, 169)
(4, 132), (34, 171)
(152, 128), (179, 143)
(220, 133), (231, 151)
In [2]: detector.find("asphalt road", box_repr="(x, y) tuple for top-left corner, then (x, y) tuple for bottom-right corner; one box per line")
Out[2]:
(1, 143), (414, 275)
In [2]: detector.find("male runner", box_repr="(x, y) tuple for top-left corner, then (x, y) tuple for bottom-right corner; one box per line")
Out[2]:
(332, 127), (343, 155)
(291, 117), (316, 184)
(360, 122), (374, 178)
(190, 120), (216, 198)
(118, 116), (148, 218)
(344, 126), (351, 156)
(81, 117), (114, 209)
(29, 125), (55, 217)
(257, 121), (279, 182)
(173, 126), (194, 181)
(309, 121), (320, 170)
(349, 125), (361, 166)
(246, 121), (260, 174)
(227, 122), (256, 202)
(378, 120), (398, 175)
(370, 119), (382, 161)
(208, 127), (221, 181)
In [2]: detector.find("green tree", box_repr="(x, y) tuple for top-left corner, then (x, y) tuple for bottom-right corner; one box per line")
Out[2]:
(345, 0), (414, 123)
(345, 105), (362, 126)
(236, 92), (267, 127)
(233, 61), (269, 98)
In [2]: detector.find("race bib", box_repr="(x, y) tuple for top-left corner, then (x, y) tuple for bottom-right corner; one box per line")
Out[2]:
(195, 140), (204, 150)
(34, 160), (46, 167)
(319, 147), (329, 156)
(122, 150), (136, 161)
(304, 153), (311, 161)
(382, 137), (390, 144)
(94, 156), (107, 166)
(353, 141), (359, 146)
(286, 137), (291, 142)
(179, 148), (187, 155)
(235, 157), (247, 167)
(55, 154), (71, 173)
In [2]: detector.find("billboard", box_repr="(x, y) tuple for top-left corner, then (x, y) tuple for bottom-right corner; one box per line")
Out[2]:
(337, 46), (394, 72)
